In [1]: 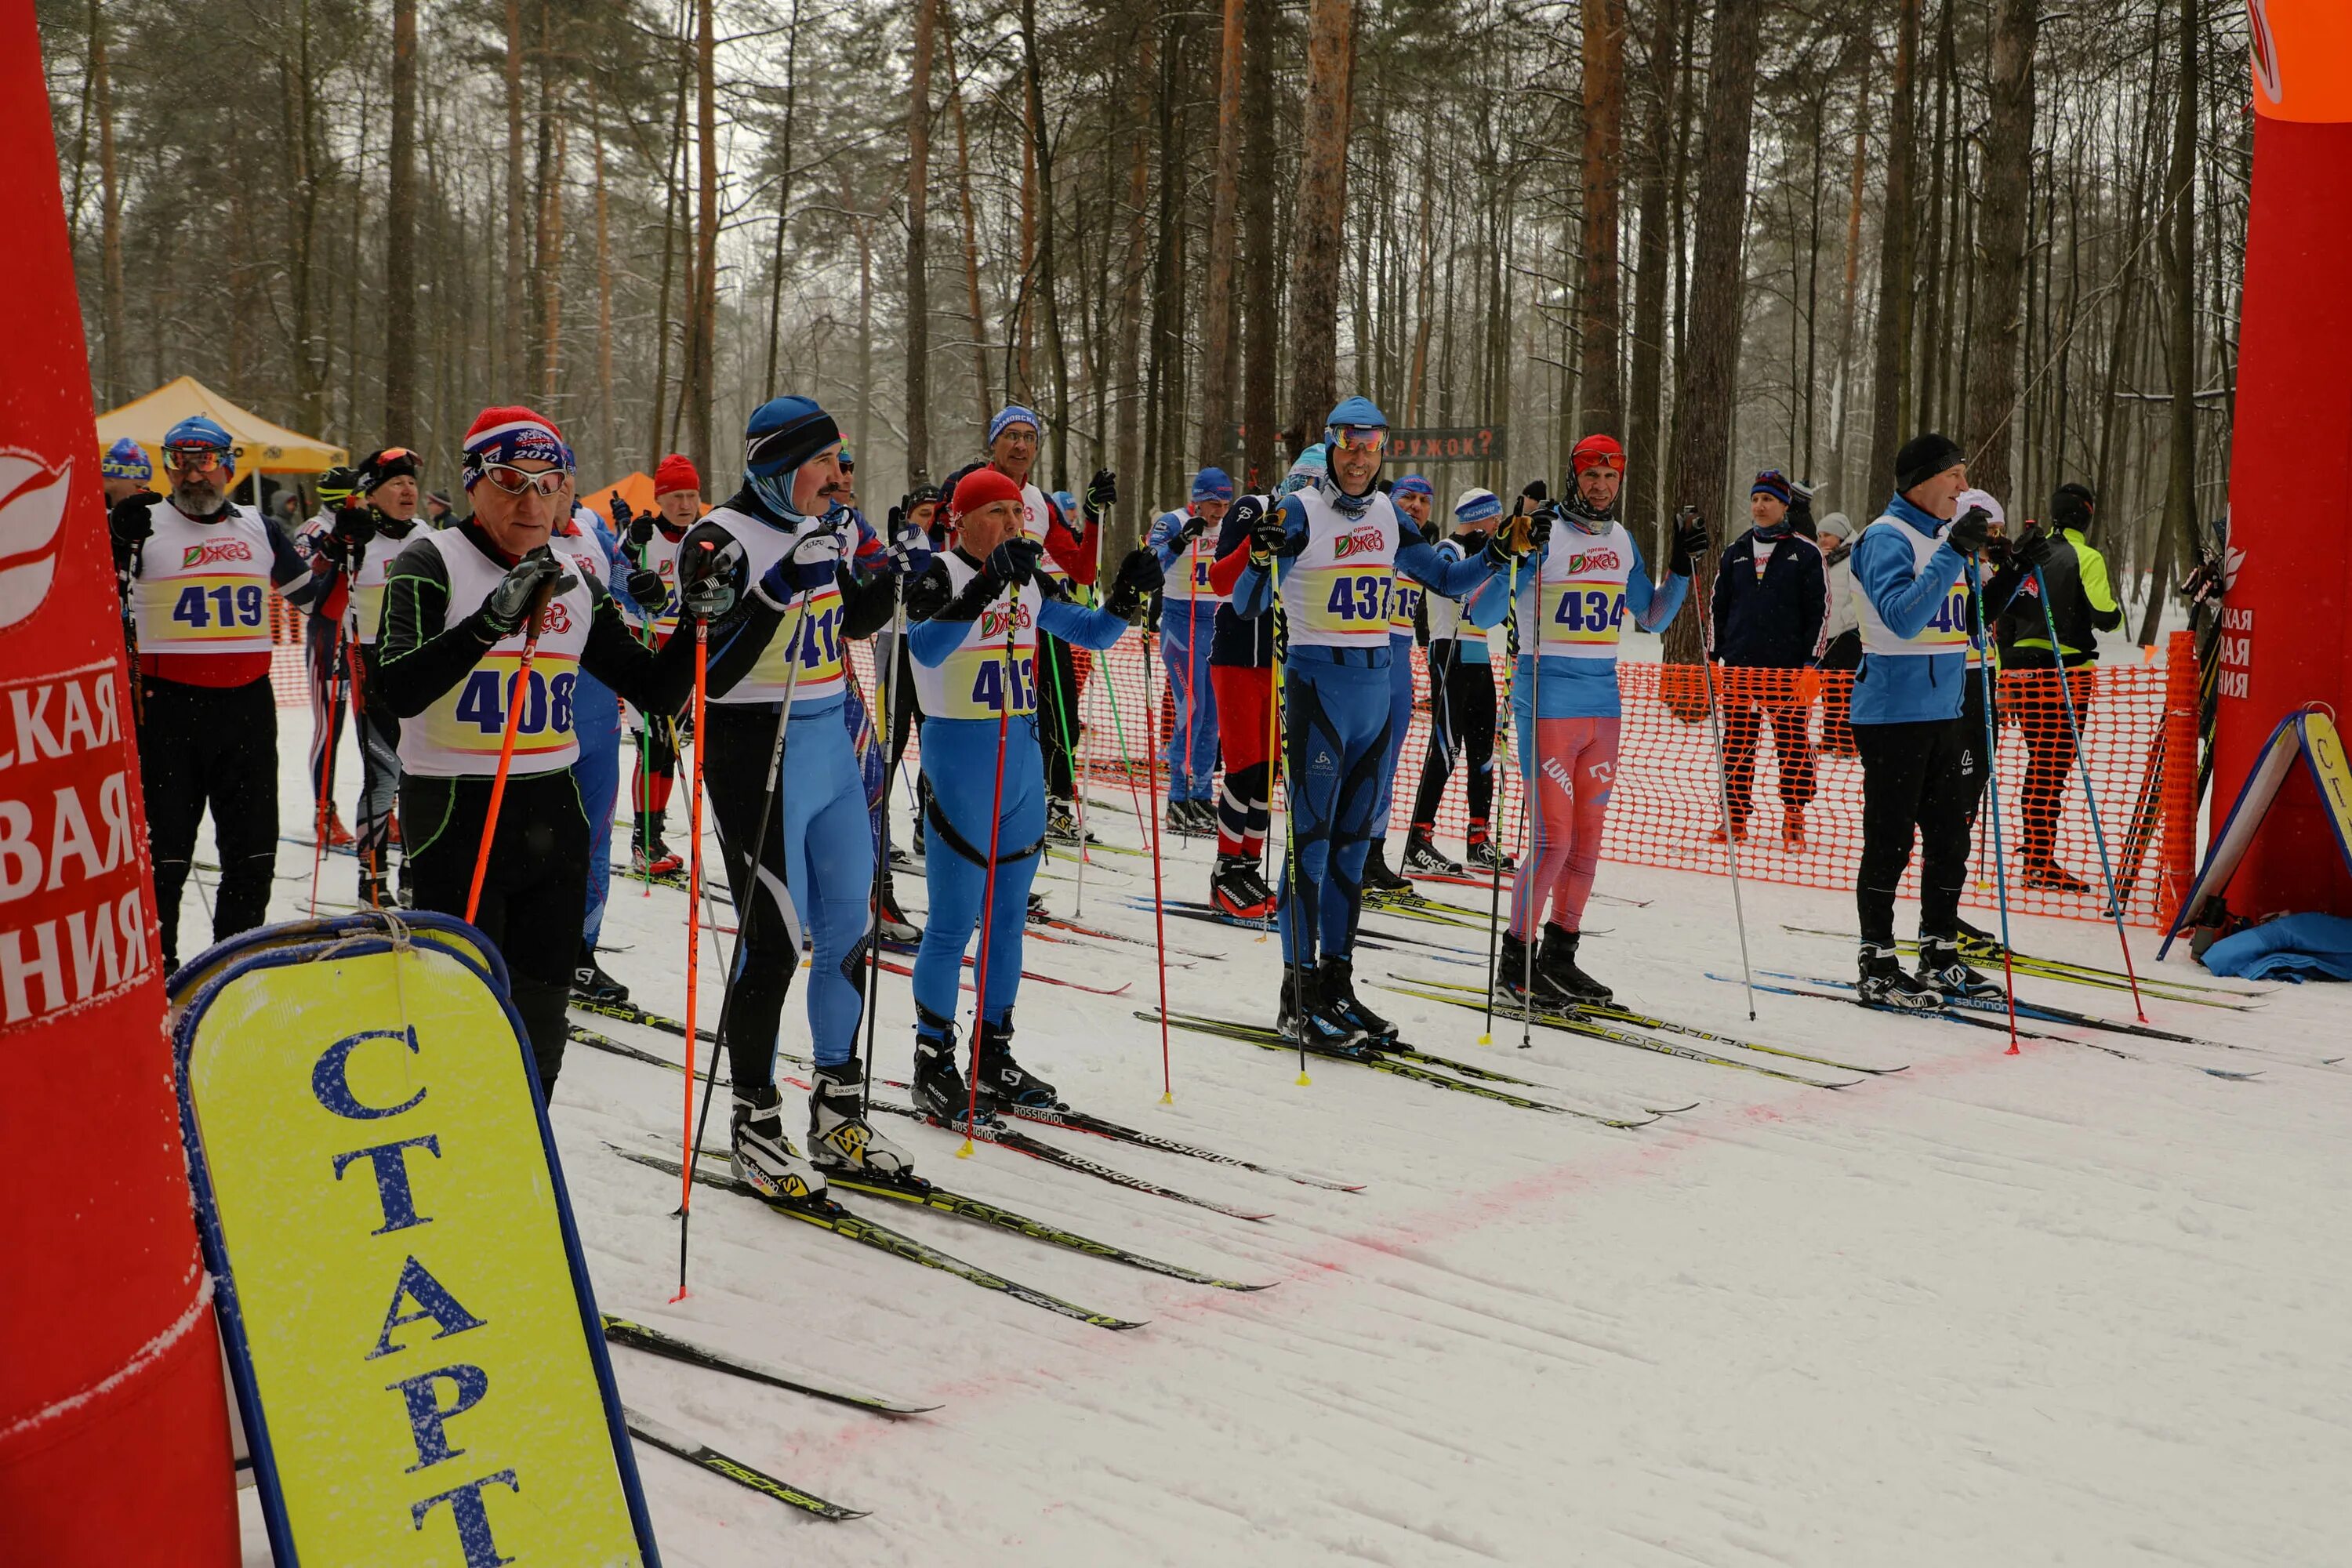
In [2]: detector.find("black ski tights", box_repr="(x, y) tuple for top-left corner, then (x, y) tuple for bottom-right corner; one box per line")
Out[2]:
(137, 676), (278, 970)
(1853, 717), (1974, 948)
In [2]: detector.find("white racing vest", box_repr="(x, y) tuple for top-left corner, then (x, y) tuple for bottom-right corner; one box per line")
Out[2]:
(132, 502), (278, 655)
(1161, 513), (1226, 610)
(1277, 487), (1403, 651)
(1388, 572), (1424, 639)
(1020, 481), (1077, 589)
(346, 524), (424, 645)
(698, 504), (848, 709)
(1531, 521), (1636, 660)
(397, 530), (596, 779)
(1853, 515), (1969, 658)
(909, 554), (1045, 720)
(1421, 539), (1491, 662)
(637, 528), (685, 639)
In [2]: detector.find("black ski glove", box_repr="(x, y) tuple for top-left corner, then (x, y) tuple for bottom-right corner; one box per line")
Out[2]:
(1083, 468), (1118, 519)
(626, 565), (666, 608)
(478, 547), (577, 639)
(1518, 478), (1550, 509)
(2012, 524), (2056, 570)
(985, 535), (1044, 588)
(677, 536), (747, 620)
(614, 495), (655, 551)
(908, 559), (1002, 624)
(107, 490), (162, 546)
(1945, 505), (1994, 557)
(1249, 505), (1300, 563)
(1177, 510), (1210, 543)
(1103, 547), (1166, 621)
(1668, 508), (1708, 576)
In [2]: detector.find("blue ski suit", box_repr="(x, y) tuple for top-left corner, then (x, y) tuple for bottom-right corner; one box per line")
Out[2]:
(1232, 484), (1506, 965)
(909, 550), (1134, 1033)
(1148, 506), (1221, 804)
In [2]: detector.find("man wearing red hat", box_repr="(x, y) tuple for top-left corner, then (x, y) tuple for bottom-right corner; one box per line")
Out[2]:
(612, 451), (705, 876)
(371, 406), (771, 1091)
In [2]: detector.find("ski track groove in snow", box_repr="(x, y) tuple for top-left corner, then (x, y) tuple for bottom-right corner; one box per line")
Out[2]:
(220, 736), (2352, 1565)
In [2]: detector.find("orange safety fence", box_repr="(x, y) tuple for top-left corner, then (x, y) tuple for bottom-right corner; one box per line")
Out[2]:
(267, 589), (2199, 928)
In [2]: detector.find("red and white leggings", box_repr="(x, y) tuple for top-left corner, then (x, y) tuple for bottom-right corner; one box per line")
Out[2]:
(1508, 714), (1621, 939)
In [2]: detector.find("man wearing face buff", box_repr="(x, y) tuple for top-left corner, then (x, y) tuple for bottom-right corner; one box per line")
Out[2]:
(673, 397), (929, 1200)
(110, 415), (343, 969)
(1231, 397), (1519, 1051)
(372, 406), (757, 1091)
(902, 466), (1163, 1122)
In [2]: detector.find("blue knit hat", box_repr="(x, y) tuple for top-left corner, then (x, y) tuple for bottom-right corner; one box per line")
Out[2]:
(1391, 474), (1433, 500)
(101, 438), (151, 482)
(1191, 466), (1234, 503)
(988, 405), (1041, 445)
(1751, 469), (1793, 506)
(1281, 445), (1327, 496)
(743, 395), (840, 520)
(1454, 487), (1503, 524)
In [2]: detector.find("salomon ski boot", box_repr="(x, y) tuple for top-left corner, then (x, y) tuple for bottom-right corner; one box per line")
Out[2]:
(1401, 829), (1464, 877)
(632, 843), (684, 878)
(911, 1020), (985, 1127)
(572, 943), (630, 1004)
(1361, 841), (1413, 895)
(1211, 855), (1278, 920)
(1858, 944), (1944, 1011)
(808, 1058), (921, 1182)
(1915, 936), (2003, 1002)
(975, 1016), (1063, 1111)
(1317, 956), (1397, 1046)
(731, 1086), (829, 1203)
(1497, 930), (1562, 1007)
(1538, 925), (1613, 1004)
(1278, 965), (1372, 1055)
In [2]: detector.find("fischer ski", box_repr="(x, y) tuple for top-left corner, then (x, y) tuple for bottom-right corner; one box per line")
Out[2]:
(1029, 908), (1226, 963)
(1139, 1009), (1657, 1128)
(873, 953), (1131, 998)
(867, 1099), (1276, 1222)
(601, 1314), (936, 1417)
(616, 1146), (1146, 1330)
(1758, 969), (2247, 1051)
(1776, 924), (2268, 1007)
(623, 1407), (866, 1521)
(1389, 977), (1906, 1076)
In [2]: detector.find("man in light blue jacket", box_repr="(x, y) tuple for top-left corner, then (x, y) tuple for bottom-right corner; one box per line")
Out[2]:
(1849, 432), (2002, 1009)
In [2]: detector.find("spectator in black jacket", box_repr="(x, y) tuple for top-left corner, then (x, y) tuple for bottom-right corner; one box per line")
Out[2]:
(1710, 469), (1830, 845)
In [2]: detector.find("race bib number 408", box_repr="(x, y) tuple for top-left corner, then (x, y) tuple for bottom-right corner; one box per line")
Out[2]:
(429, 652), (581, 757)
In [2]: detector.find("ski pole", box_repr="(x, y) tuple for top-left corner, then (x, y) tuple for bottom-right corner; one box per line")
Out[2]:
(1480, 554), (1523, 1046)
(1141, 624), (1174, 1103)
(1270, 597), (1308, 1084)
(960, 611), (1020, 1156)
(2032, 564), (2147, 1021)
(1519, 546), (1543, 1051)
(1261, 617), (1279, 945)
(1691, 528), (1758, 1023)
(669, 617), (710, 1295)
(861, 600), (907, 1110)
(463, 573), (561, 924)
(1966, 556), (2023, 1053)
(310, 621), (347, 918)
(677, 564), (815, 1294)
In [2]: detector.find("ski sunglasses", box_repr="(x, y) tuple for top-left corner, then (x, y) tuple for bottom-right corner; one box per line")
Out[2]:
(1326, 425), (1387, 453)
(163, 444), (230, 474)
(477, 462), (572, 497)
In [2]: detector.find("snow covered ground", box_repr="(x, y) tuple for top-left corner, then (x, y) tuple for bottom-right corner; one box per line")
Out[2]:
(215, 720), (2352, 1566)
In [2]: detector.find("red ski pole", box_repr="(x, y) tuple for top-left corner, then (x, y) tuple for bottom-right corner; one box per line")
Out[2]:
(960, 613), (1019, 1156)
(463, 577), (558, 924)
(670, 618), (710, 1296)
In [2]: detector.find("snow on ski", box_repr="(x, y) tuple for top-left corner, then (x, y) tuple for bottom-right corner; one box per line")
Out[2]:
(866, 1099), (1276, 1222)
(622, 1407), (868, 1522)
(1775, 924), (2270, 1007)
(601, 1314), (938, 1417)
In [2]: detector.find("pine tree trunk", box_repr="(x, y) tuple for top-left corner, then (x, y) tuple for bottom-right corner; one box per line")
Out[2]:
(1959, 0), (2038, 499)
(91, 0), (122, 405)
(1018, 0), (1070, 479)
(1240, 0), (1279, 488)
(1287, 0), (1355, 449)
(1113, 9), (1152, 531)
(2141, 0), (2197, 646)
(942, 12), (993, 415)
(539, 116), (566, 405)
(689, 0), (718, 478)
(646, 47), (688, 467)
(1661, 0), (1764, 670)
(905, 0), (938, 482)
(1866, 0), (1920, 495)
(762, 0), (802, 401)
(1828, 68), (1870, 511)
(1196, 0), (1247, 466)
(1577, 0), (1625, 432)
(593, 82), (614, 472)
(1625, 0), (1681, 545)
(384, 0), (418, 434)
(503, 0), (528, 387)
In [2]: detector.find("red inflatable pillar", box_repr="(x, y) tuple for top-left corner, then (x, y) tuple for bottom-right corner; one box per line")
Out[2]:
(2215, 0), (2352, 916)
(0, 6), (241, 1559)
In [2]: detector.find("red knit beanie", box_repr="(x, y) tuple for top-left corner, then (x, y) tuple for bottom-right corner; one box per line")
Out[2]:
(652, 452), (701, 497)
(951, 466), (1024, 521)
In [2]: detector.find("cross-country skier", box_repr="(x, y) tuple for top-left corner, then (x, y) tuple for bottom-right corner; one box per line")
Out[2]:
(335, 446), (429, 907)
(1847, 433), (2013, 1007)
(1362, 471), (1440, 893)
(372, 405), (728, 1091)
(1708, 467), (1830, 848)
(670, 397), (923, 1200)
(560, 488), (647, 1004)
(903, 466), (1163, 1120)
(1498, 433), (1702, 1007)
(1200, 452), (1323, 919)
(1403, 485), (1514, 875)
(614, 452), (705, 877)
(1147, 467), (1235, 836)
(1998, 481), (2118, 894)
(109, 415), (340, 969)
(100, 437), (151, 508)
(1231, 397), (1520, 1049)
(292, 464), (360, 848)
(876, 484), (944, 935)
(941, 408), (1116, 844)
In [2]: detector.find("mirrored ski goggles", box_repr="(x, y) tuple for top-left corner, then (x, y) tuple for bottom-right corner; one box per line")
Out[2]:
(1326, 425), (1388, 454)
(477, 462), (572, 497)
(163, 445), (231, 474)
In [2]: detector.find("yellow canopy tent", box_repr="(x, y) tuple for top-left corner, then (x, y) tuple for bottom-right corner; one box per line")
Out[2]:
(93, 376), (348, 499)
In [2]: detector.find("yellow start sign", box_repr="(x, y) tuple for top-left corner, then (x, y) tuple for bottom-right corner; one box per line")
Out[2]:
(173, 915), (657, 1566)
